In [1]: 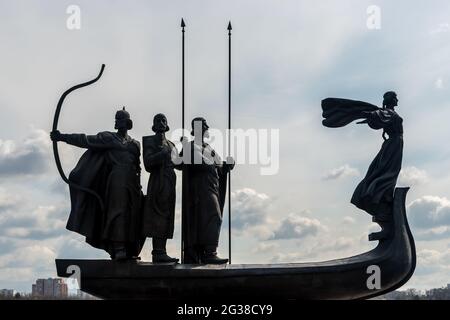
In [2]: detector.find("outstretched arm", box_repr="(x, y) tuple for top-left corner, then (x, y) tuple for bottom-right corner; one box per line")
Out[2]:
(358, 109), (395, 130)
(356, 111), (372, 124)
(50, 130), (115, 149)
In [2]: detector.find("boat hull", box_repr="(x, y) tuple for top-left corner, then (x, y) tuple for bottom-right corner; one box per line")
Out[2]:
(55, 187), (415, 300)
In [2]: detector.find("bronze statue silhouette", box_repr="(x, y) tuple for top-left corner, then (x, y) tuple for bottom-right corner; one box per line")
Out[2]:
(181, 117), (234, 264)
(56, 91), (416, 299)
(142, 114), (180, 263)
(53, 22), (417, 299)
(51, 107), (144, 260)
(322, 91), (403, 240)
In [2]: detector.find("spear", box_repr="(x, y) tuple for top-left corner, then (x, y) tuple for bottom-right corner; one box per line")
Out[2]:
(227, 21), (232, 264)
(181, 18), (186, 133)
(181, 17), (186, 263)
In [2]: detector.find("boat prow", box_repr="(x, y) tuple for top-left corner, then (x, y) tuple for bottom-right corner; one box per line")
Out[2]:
(55, 187), (416, 300)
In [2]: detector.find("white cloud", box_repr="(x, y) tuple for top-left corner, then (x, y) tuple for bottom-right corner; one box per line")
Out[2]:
(0, 244), (56, 269)
(248, 224), (276, 241)
(231, 188), (270, 231)
(435, 77), (444, 89)
(270, 252), (305, 263)
(398, 166), (428, 186)
(343, 216), (356, 224)
(270, 236), (356, 263)
(318, 237), (354, 252)
(415, 249), (450, 276)
(0, 205), (67, 240)
(404, 248), (450, 290)
(0, 237), (18, 255)
(252, 242), (279, 254)
(0, 188), (20, 212)
(418, 249), (450, 265)
(415, 226), (450, 241)
(430, 23), (450, 35)
(0, 244), (58, 292)
(322, 164), (360, 181)
(268, 214), (326, 240)
(408, 195), (450, 230)
(227, 188), (282, 241)
(0, 129), (51, 177)
(228, 188), (328, 243)
(57, 236), (107, 260)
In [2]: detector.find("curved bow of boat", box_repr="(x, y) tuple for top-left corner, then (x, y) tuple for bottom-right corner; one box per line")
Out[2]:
(55, 187), (416, 300)
(363, 187), (416, 298)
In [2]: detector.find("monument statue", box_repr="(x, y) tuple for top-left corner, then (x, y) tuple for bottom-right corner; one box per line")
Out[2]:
(51, 107), (144, 260)
(142, 113), (180, 263)
(53, 21), (416, 299)
(321, 91), (403, 240)
(181, 117), (235, 264)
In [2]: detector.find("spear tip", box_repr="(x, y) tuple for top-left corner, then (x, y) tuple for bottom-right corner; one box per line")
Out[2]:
(181, 18), (186, 28)
(227, 21), (232, 31)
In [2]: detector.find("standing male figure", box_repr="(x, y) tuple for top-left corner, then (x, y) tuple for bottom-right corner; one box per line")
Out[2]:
(50, 107), (144, 260)
(142, 113), (180, 263)
(181, 117), (234, 264)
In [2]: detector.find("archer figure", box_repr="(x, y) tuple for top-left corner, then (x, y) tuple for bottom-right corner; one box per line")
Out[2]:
(51, 107), (144, 260)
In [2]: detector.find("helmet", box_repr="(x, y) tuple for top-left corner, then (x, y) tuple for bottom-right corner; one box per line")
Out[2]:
(115, 107), (133, 130)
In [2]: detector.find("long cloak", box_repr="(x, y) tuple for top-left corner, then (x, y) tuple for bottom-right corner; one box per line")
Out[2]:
(65, 131), (144, 256)
(181, 141), (228, 263)
(142, 135), (178, 239)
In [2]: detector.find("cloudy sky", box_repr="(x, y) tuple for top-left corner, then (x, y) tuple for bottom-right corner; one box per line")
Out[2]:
(1, 0), (450, 293)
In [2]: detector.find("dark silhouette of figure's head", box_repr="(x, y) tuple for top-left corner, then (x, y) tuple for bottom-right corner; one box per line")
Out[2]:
(115, 107), (133, 131)
(383, 91), (398, 110)
(191, 117), (210, 139)
(152, 113), (170, 134)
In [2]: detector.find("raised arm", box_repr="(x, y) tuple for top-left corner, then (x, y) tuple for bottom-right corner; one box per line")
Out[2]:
(364, 109), (395, 130)
(357, 108), (396, 127)
(322, 98), (379, 128)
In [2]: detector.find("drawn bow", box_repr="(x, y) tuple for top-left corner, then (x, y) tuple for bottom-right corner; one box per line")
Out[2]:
(52, 64), (106, 211)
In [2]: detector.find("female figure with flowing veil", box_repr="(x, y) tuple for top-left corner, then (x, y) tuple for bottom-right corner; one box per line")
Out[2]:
(322, 91), (403, 240)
